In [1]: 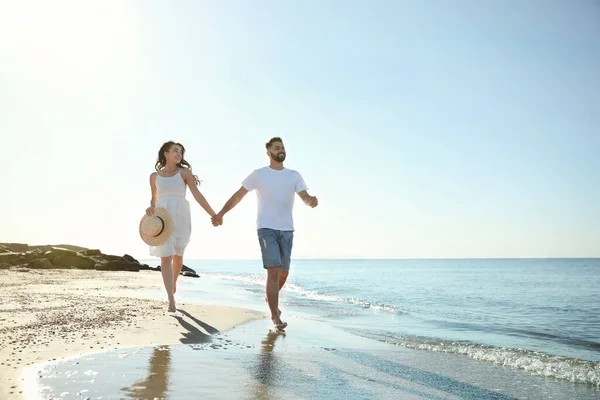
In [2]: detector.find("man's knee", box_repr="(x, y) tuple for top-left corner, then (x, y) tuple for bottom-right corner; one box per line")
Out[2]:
(279, 269), (289, 281)
(266, 266), (281, 281)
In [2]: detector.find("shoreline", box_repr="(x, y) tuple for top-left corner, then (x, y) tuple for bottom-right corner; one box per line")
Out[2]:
(3, 264), (599, 399)
(0, 269), (263, 400)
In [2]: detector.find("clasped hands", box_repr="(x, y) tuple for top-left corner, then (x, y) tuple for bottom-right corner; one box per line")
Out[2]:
(211, 213), (223, 227)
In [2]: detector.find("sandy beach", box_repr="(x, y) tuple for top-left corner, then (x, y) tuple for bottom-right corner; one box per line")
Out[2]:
(0, 268), (262, 400)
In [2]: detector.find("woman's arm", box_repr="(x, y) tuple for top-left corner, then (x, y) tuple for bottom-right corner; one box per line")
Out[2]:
(182, 169), (216, 217)
(146, 172), (158, 215)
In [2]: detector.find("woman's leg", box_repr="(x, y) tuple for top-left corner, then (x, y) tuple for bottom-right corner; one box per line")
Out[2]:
(160, 256), (176, 312)
(172, 255), (184, 294)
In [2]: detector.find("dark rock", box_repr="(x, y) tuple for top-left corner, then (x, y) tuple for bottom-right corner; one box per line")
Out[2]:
(122, 254), (155, 270)
(27, 258), (54, 269)
(182, 265), (196, 274)
(0, 242), (157, 273)
(50, 247), (96, 269)
(50, 247), (79, 257)
(0, 252), (26, 266)
(95, 261), (140, 272)
(122, 254), (138, 263)
(42, 250), (56, 262)
(153, 264), (196, 273)
(182, 271), (199, 278)
(0, 243), (29, 253)
(25, 249), (44, 261)
(0, 245), (14, 254)
(81, 249), (102, 256)
(31, 244), (88, 253)
(99, 254), (124, 262)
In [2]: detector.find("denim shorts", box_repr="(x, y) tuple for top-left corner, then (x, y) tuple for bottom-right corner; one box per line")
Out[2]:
(257, 228), (294, 271)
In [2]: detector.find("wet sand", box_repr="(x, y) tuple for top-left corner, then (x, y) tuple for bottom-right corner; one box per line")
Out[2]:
(0, 268), (262, 400)
(30, 317), (600, 400)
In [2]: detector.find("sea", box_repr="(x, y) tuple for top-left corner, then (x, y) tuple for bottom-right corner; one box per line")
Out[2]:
(30, 258), (600, 399)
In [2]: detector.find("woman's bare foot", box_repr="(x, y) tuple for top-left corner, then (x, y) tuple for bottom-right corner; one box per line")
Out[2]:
(168, 302), (176, 313)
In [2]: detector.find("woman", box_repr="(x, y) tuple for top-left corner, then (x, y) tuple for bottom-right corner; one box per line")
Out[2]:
(146, 141), (216, 312)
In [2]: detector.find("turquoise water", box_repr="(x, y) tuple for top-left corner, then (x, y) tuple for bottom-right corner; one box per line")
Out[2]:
(167, 258), (600, 386)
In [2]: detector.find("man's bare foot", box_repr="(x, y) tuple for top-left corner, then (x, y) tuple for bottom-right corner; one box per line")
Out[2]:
(272, 317), (287, 331)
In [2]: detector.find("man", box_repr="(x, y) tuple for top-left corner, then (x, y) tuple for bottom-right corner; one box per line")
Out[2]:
(212, 137), (318, 330)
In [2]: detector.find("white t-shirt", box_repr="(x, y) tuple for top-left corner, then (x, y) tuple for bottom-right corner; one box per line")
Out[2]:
(241, 166), (308, 231)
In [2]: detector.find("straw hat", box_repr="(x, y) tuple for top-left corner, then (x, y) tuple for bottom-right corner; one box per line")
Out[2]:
(139, 207), (174, 246)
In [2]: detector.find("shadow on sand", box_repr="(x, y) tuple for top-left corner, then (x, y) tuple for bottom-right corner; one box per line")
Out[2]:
(173, 308), (220, 344)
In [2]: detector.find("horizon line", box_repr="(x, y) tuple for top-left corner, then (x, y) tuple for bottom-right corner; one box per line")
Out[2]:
(136, 256), (600, 261)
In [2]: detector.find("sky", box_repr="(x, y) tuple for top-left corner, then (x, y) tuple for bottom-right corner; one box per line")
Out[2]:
(1, 0), (599, 259)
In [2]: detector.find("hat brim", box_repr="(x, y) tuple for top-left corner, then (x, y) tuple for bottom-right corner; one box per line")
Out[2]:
(139, 207), (174, 247)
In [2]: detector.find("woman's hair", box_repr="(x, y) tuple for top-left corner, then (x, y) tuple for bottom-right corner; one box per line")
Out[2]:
(155, 141), (200, 185)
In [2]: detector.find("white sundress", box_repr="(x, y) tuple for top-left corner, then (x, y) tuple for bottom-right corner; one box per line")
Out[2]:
(149, 169), (192, 257)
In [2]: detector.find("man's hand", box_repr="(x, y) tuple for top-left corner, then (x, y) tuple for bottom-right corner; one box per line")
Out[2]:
(298, 191), (318, 208)
(211, 214), (223, 227)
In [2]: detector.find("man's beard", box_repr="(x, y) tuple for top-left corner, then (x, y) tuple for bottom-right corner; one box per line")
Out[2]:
(271, 152), (286, 162)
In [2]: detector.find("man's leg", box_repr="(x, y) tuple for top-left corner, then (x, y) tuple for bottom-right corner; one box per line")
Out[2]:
(258, 229), (287, 329)
(275, 231), (293, 319)
(265, 269), (287, 316)
(279, 231), (293, 286)
(278, 270), (289, 291)
(265, 266), (285, 326)
(172, 255), (183, 294)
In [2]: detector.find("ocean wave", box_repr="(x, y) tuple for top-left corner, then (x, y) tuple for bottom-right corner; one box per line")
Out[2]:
(345, 297), (398, 313)
(422, 318), (600, 353)
(202, 273), (401, 314)
(372, 334), (600, 387)
(202, 273), (265, 286)
(285, 283), (345, 302)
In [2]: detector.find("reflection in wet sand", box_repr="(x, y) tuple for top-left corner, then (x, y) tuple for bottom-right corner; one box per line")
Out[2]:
(121, 346), (171, 400)
(247, 330), (285, 400)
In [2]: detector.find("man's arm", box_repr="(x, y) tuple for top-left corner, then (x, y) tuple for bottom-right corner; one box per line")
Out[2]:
(219, 186), (249, 216)
(298, 190), (318, 208)
(213, 170), (256, 226)
(212, 186), (249, 226)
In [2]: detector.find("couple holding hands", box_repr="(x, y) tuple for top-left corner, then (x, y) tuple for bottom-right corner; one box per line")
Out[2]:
(139, 137), (318, 330)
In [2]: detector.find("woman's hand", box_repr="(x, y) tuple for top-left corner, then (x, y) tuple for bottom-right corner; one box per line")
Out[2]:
(146, 206), (155, 216)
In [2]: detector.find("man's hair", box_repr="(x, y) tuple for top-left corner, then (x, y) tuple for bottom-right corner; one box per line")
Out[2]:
(265, 137), (283, 150)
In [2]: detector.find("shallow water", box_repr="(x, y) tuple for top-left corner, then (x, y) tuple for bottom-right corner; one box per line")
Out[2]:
(28, 258), (600, 399)
(31, 318), (600, 400)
